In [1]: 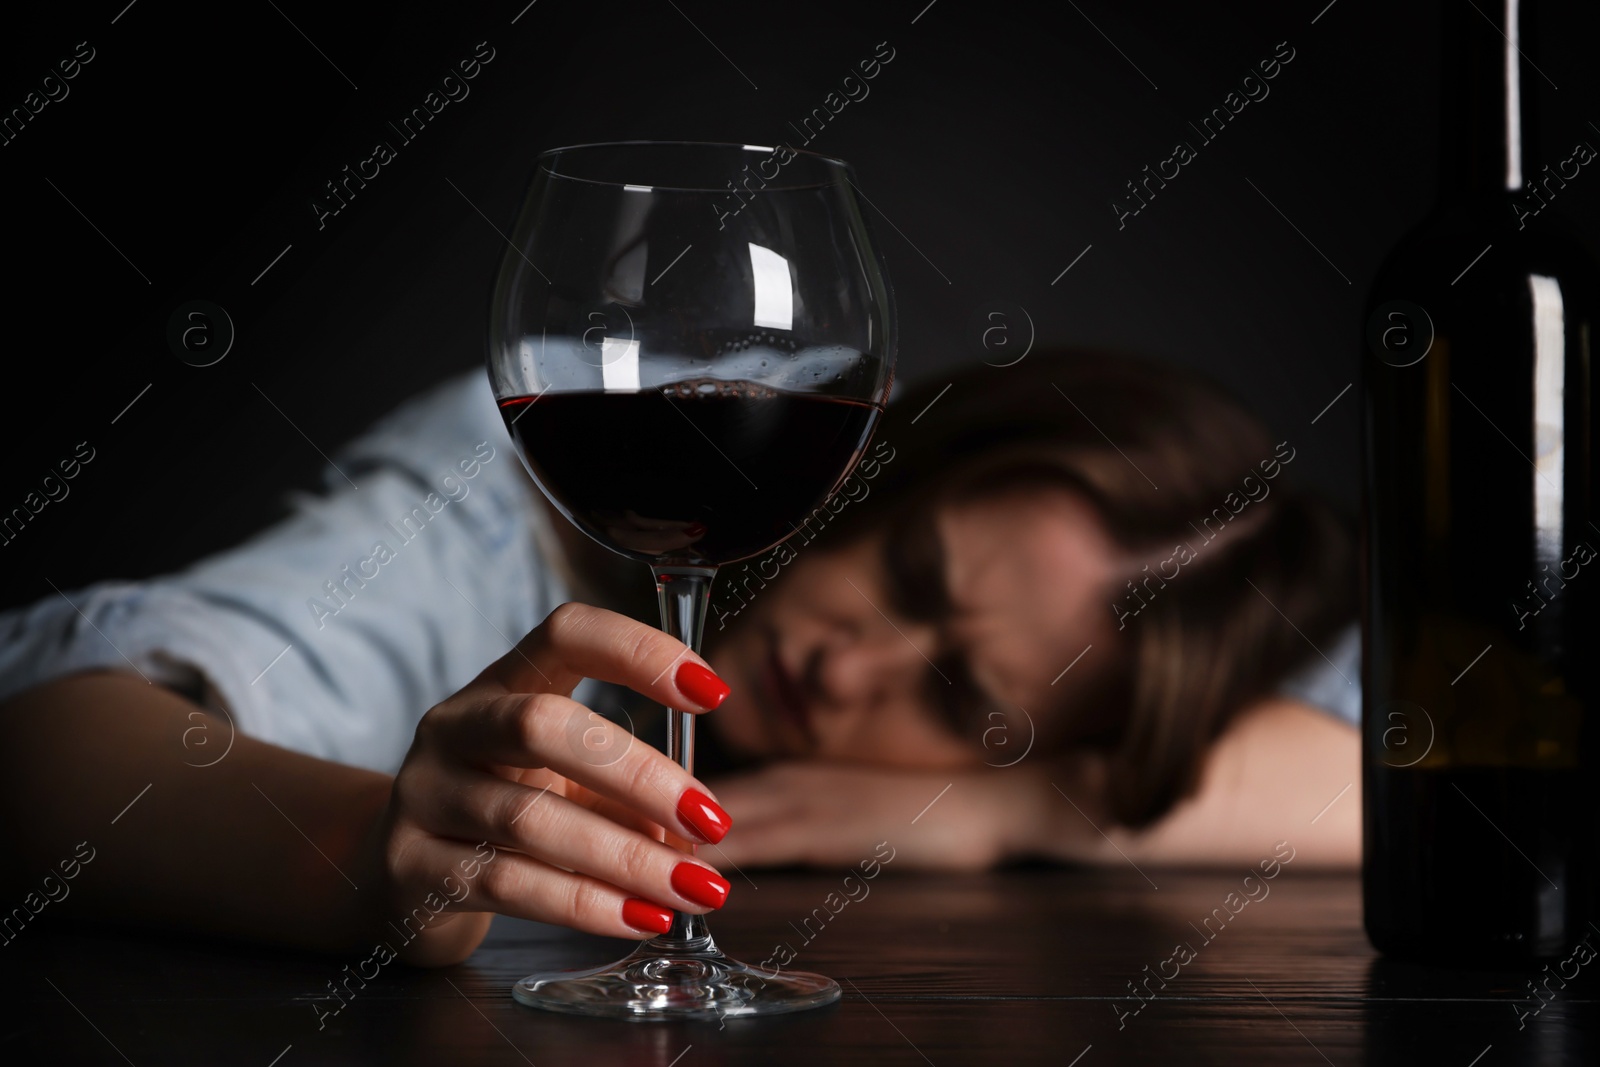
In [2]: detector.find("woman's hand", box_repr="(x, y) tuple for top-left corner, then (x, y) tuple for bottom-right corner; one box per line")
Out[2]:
(708, 761), (1045, 872)
(357, 602), (738, 965)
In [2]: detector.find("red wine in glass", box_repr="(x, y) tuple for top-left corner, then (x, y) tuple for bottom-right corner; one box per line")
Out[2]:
(499, 383), (882, 566)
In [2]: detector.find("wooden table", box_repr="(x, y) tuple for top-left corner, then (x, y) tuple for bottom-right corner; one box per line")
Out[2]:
(5, 868), (1596, 1065)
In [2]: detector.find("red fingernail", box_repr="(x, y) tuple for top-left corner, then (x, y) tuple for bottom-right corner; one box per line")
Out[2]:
(677, 787), (732, 844)
(671, 862), (730, 909)
(622, 898), (674, 935)
(676, 662), (731, 709)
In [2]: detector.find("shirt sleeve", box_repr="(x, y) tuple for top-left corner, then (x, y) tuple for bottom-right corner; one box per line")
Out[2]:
(0, 371), (574, 775)
(1272, 621), (1361, 728)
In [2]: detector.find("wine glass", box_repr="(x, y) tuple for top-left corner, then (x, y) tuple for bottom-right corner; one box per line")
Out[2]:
(485, 141), (895, 1019)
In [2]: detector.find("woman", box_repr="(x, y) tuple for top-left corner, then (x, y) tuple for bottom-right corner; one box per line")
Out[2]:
(0, 350), (1358, 967)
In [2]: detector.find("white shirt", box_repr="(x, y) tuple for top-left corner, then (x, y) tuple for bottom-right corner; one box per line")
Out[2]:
(0, 372), (574, 773)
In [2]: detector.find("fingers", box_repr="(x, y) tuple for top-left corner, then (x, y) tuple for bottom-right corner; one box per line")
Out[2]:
(388, 600), (743, 942)
(572, 785), (697, 850)
(429, 690), (733, 845)
(481, 602), (731, 714)
(412, 766), (730, 916)
(388, 835), (687, 940)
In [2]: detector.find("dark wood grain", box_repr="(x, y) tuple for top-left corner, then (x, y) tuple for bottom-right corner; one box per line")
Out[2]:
(4, 868), (1596, 1065)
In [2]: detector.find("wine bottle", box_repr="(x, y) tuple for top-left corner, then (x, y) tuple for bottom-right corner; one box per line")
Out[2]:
(1361, 0), (1598, 961)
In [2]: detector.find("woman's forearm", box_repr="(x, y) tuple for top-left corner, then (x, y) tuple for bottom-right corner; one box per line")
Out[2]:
(1021, 699), (1360, 868)
(0, 671), (396, 954)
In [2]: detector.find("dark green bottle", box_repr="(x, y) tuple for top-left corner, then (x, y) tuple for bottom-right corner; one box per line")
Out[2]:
(1361, 0), (1599, 962)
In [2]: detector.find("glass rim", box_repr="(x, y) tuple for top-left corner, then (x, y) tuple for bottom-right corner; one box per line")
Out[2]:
(533, 139), (855, 193)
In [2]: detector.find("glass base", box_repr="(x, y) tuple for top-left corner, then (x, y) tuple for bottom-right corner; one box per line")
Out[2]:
(512, 928), (840, 1021)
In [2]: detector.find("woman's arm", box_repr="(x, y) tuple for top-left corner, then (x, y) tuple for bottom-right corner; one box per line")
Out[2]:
(1030, 697), (1361, 868)
(0, 603), (743, 965)
(0, 671), (402, 956)
(710, 697), (1359, 871)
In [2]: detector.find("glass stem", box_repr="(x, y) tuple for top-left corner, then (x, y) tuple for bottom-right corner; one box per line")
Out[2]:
(651, 564), (718, 948)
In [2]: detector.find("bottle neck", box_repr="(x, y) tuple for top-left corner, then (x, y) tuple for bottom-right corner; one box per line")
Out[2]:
(1438, 0), (1536, 205)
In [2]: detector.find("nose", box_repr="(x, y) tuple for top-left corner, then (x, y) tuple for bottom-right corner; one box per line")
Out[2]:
(805, 615), (942, 708)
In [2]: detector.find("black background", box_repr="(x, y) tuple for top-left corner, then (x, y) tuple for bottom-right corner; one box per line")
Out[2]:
(4, 0), (1599, 610)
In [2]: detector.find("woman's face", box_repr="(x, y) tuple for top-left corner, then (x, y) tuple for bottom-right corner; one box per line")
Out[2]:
(704, 488), (1125, 769)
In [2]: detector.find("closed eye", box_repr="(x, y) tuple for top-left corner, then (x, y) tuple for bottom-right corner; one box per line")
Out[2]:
(879, 512), (950, 623)
(926, 652), (998, 742)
